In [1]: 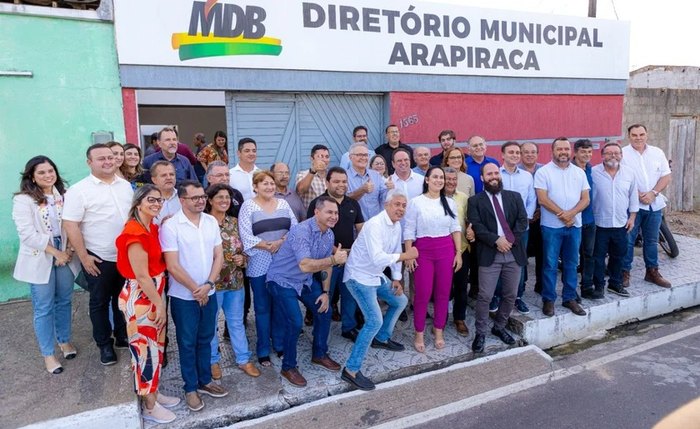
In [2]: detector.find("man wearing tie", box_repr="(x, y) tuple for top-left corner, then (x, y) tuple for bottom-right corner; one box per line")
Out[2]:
(468, 163), (528, 353)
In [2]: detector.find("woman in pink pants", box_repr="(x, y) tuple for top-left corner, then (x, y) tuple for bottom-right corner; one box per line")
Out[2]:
(404, 166), (462, 352)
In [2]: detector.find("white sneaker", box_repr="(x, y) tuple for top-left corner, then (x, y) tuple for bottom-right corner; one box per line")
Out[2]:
(157, 392), (181, 408)
(142, 402), (176, 424)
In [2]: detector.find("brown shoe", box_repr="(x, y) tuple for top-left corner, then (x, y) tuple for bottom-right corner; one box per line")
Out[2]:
(542, 301), (555, 317)
(197, 382), (229, 398)
(211, 363), (222, 380)
(622, 270), (630, 288)
(562, 300), (587, 316)
(185, 392), (204, 412)
(238, 362), (261, 377)
(311, 354), (341, 372)
(281, 368), (307, 387)
(454, 320), (469, 337)
(644, 268), (671, 288)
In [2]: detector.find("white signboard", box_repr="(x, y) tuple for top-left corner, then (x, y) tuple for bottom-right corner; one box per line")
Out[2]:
(113, 0), (630, 79)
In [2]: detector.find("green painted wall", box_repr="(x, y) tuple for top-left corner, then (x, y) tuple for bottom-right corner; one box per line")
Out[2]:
(0, 13), (125, 301)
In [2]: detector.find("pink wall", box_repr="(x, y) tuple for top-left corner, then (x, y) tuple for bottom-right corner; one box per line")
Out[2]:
(121, 88), (139, 145)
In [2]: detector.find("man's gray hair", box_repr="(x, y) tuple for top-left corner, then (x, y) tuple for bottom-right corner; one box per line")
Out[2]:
(206, 160), (228, 176)
(349, 142), (369, 155)
(442, 166), (458, 175)
(385, 189), (408, 204)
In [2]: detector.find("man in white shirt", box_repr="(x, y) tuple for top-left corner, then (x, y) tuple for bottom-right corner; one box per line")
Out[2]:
(229, 137), (259, 200)
(150, 161), (181, 226)
(390, 148), (424, 200)
(341, 190), (417, 391)
(160, 180), (227, 412)
(590, 142), (639, 299)
(534, 138), (590, 317)
(63, 143), (133, 366)
(621, 124), (672, 288)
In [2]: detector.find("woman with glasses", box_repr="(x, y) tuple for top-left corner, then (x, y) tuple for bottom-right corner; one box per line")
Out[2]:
(370, 154), (389, 179)
(12, 156), (80, 375)
(442, 147), (475, 197)
(116, 185), (180, 423)
(238, 171), (298, 367)
(205, 183), (260, 380)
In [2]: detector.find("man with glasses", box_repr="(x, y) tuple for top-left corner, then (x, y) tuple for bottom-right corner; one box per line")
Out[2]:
(206, 161), (244, 217)
(466, 135), (500, 194)
(375, 125), (415, 175)
(589, 142), (638, 299)
(272, 162), (305, 222)
(347, 143), (389, 219)
(430, 130), (457, 167)
(340, 125), (376, 171)
(160, 180), (227, 411)
(63, 143), (133, 365)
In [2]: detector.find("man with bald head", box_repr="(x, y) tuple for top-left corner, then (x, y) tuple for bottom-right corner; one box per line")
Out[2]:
(466, 135), (500, 194)
(272, 162), (305, 222)
(412, 146), (431, 176)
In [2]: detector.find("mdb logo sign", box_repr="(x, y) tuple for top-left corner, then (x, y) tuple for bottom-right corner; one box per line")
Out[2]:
(171, 0), (282, 61)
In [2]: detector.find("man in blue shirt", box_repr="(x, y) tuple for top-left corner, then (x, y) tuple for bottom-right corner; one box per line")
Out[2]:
(465, 135), (500, 193)
(347, 143), (389, 219)
(143, 127), (198, 185)
(266, 196), (349, 387)
(573, 139), (595, 298)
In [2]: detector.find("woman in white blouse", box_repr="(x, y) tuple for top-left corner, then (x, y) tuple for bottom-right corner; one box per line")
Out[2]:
(404, 167), (462, 352)
(12, 156), (79, 374)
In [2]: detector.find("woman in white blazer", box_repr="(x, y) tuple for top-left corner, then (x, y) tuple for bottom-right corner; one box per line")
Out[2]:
(12, 156), (79, 374)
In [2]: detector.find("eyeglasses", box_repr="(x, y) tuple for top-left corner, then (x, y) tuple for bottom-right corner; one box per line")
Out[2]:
(352, 153), (369, 158)
(603, 151), (622, 156)
(213, 194), (231, 200)
(274, 171), (290, 176)
(183, 195), (207, 202)
(448, 156), (464, 160)
(146, 196), (164, 205)
(210, 173), (230, 178)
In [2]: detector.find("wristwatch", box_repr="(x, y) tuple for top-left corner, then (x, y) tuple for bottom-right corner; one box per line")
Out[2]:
(652, 190), (659, 196)
(321, 290), (329, 294)
(204, 280), (215, 288)
(309, 168), (317, 175)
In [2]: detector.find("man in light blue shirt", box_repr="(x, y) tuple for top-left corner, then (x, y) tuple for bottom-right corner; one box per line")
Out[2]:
(589, 142), (639, 299)
(346, 143), (388, 219)
(534, 138), (590, 318)
(340, 125), (375, 171)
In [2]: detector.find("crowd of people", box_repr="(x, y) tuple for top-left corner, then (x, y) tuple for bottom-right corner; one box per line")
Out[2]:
(12, 123), (673, 423)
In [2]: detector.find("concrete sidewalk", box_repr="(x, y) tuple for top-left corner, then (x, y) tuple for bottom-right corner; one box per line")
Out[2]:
(2, 235), (699, 429)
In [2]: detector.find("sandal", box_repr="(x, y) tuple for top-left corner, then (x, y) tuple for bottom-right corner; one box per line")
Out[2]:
(45, 356), (63, 375)
(59, 343), (77, 360)
(413, 332), (425, 353)
(258, 356), (272, 367)
(433, 328), (445, 350)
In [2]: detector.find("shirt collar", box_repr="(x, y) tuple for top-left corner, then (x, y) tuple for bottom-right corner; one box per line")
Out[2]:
(233, 164), (258, 173)
(380, 210), (397, 226)
(88, 174), (124, 185)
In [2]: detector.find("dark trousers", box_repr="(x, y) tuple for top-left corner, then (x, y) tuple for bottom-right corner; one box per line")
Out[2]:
(452, 249), (471, 321)
(580, 223), (596, 290)
(526, 219), (543, 292)
(468, 248), (480, 298)
(85, 251), (126, 347)
(593, 226), (628, 289)
(476, 252), (521, 335)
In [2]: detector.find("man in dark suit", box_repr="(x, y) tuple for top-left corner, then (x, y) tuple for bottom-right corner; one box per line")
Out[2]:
(467, 163), (528, 353)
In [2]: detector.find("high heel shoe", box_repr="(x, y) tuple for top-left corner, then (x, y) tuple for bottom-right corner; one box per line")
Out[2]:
(59, 343), (77, 360)
(44, 356), (63, 375)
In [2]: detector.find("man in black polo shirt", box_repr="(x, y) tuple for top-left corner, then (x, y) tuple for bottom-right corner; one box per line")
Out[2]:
(307, 167), (365, 341)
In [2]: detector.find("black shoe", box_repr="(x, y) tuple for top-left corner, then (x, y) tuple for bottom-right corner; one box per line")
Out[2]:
(398, 309), (408, 322)
(575, 293), (582, 304)
(581, 288), (604, 300)
(491, 327), (516, 345)
(371, 338), (405, 351)
(304, 309), (313, 326)
(161, 352), (168, 369)
(472, 334), (485, 353)
(341, 367), (375, 391)
(100, 345), (117, 366)
(608, 284), (630, 297)
(341, 328), (359, 343)
(114, 338), (129, 349)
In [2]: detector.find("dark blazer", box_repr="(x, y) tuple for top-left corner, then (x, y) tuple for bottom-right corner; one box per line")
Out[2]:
(467, 190), (528, 267)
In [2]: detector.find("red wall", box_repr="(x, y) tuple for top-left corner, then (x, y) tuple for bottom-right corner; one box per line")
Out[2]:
(121, 88), (139, 145)
(390, 92), (624, 163)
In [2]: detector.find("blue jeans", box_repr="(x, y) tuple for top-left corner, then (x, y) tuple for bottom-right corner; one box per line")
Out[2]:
(249, 275), (284, 359)
(495, 229), (529, 299)
(580, 223), (596, 289)
(267, 280), (332, 371)
(541, 226), (581, 303)
(170, 296), (217, 393)
(210, 289), (250, 365)
(345, 278), (408, 373)
(623, 208), (662, 270)
(593, 227), (627, 289)
(332, 266), (358, 333)
(29, 237), (75, 356)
